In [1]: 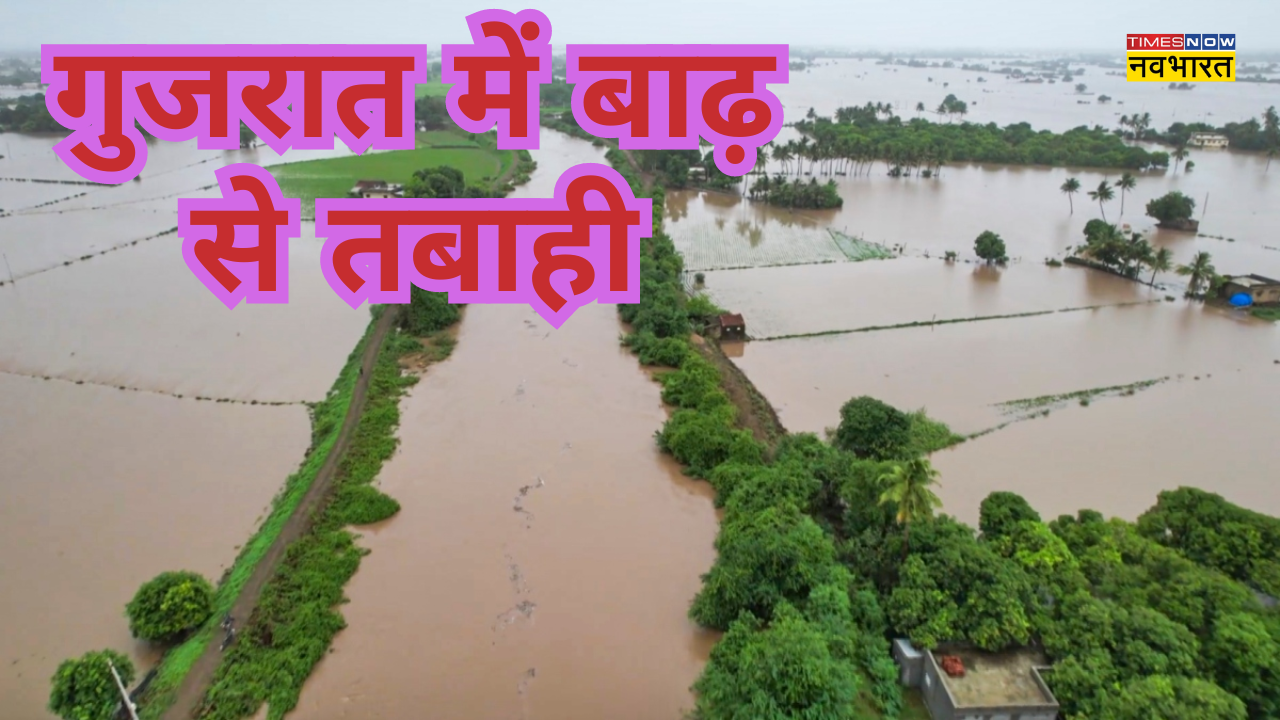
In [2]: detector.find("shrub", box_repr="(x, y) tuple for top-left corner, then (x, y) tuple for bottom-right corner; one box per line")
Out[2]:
(126, 571), (215, 643)
(622, 331), (690, 367)
(691, 504), (841, 629)
(1146, 191), (1196, 225)
(659, 353), (722, 408)
(48, 649), (135, 720)
(657, 406), (763, 478)
(979, 491), (1041, 540)
(685, 293), (725, 327)
(399, 286), (460, 335)
(833, 396), (912, 460)
(694, 272), (706, 285)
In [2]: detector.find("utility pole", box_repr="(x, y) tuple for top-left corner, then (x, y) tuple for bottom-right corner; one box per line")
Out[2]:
(108, 660), (140, 720)
(1202, 192), (1209, 220)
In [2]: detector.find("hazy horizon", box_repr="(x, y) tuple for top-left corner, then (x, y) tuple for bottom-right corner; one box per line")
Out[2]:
(3, 0), (1279, 53)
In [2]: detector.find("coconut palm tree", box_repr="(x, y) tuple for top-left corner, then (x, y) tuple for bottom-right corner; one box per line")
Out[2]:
(1148, 246), (1173, 287)
(1263, 106), (1279, 173)
(1087, 180), (1115, 222)
(1172, 145), (1189, 173)
(1176, 251), (1215, 298)
(1060, 177), (1081, 214)
(878, 458), (943, 558)
(1116, 172), (1137, 217)
(915, 101), (925, 118)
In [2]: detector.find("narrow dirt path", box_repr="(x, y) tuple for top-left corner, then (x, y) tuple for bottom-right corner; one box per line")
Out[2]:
(161, 306), (400, 720)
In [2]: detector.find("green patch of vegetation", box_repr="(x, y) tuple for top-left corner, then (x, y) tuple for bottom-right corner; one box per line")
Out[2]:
(194, 294), (460, 720)
(269, 131), (510, 217)
(994, 377), (1169, 416)
(414, 82), (453, 98)
(126, 571), (215, 644)
(904, 410), (965, 455)
(829, 229), (896, 261)
(1250, 306), (1280, 321)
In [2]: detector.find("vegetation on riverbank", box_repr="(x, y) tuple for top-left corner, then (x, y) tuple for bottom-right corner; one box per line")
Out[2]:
(193, 299), (458, 720)
(132, 317), (386, 718)
(0, 93), (61, 133)
(610, 145), (1280, 720)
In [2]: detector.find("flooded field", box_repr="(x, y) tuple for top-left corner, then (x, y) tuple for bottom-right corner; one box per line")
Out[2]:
(780, 57), (1279, 134)
(292, 131), (719, 720)
(0, 136), (367, 718)
(697, 259), (1150, 339)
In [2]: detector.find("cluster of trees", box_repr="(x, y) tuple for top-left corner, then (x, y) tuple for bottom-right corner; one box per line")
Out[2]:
(399, 285), (462, 335)
(746, 175), (843, 209)
(0, 93), (62, 133)
(414, 94), (456, 132)
(403, 165), (497, 199)
(1136, 106), (1280, 169)
(606, 144), (1280, 720)
(1138, 487), (1280, 597)
(771, 104), (1169, 179)
(1074, 215), (1217, 295)
(50, 571), (215, 720)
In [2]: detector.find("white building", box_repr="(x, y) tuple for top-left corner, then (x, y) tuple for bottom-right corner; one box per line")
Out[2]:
(1187, 132), (1229, 148)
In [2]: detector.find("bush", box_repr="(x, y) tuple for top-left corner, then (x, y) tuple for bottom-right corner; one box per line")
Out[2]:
(399, 286), (460, 335)
(1146, 191), (1196, 225)
(657, 406), (763, 478)
(685, 293), (725, 327)
(659, 353), (722, 408)
(622, 331), (690, 367)
(691, 504), (841, 629)
(833, 396), (912, 460)
(692, 605), (860, 720)
(126, 571), (215, 643)
(48, 649), (135, 720)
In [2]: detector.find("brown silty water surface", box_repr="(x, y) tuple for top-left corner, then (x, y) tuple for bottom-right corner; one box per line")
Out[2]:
(290, 131), (720, 720)
(0, 137), (367, 718)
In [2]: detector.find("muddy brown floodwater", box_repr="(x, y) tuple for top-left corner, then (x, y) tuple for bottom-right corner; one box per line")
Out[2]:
(290, 130), (719, 720)
(1, 136), (367, 719)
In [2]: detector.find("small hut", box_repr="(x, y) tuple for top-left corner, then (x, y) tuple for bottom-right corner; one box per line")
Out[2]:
(717, 313), (745, 340)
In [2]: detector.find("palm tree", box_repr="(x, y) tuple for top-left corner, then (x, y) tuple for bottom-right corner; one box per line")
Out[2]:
(1148, 246), (1173, 287)
(1087, 180), (1115, 222)
(915, 101), (925, 118)
(1172, 145), (1189, 173)
(1263, 106), (1278, 173)
(1176, 251), (1215, 298)
(878, 458), (942, 558)
(1060, 177), (1081, 214)
(1116, 172), (1137, 217)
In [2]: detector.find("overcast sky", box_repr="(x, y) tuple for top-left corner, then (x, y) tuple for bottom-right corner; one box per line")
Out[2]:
(4, 0), (1278, 52)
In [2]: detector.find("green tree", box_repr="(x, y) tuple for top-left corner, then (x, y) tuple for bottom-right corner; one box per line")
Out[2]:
(689, 503), (841, 630)
(239, 122), (256, 149)
(1146, 191), (1196, 226)
(1148, 246), (1173, 286)
(125, 571), (214, 643)
(1060, 176), (1081, 214)
(48, 650), (135, 720)
(1116, 172), (1137, 217)
(979, 491), (1041, 540)
(1263, 105), (1279, 173)
(1087, 180), (1115, 222)
(692, 604), (860, 720)
(887, 555), (958, 649)
(1205, 612), (1280, 718)
(1176, 251), (1215, 298)
(1172, 144), (1190, 173)
(1098, 676), (1246, 720)
(878, 458), (942, 557)
(973, 230), (1008, 264)
(833, 396), (911, 460)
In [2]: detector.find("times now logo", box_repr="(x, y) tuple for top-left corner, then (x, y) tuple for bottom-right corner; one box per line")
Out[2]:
(1127, 34), (1237, 50)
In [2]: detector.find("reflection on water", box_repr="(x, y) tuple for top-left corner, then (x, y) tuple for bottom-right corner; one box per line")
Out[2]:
(291, 131), (720, 720)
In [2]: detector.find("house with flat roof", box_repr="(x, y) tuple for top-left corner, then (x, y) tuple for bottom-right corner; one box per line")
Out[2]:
(893, 640), (1059, 720)
(1222, 274), (1280, 305)
(1188, 132), (1229, 148)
